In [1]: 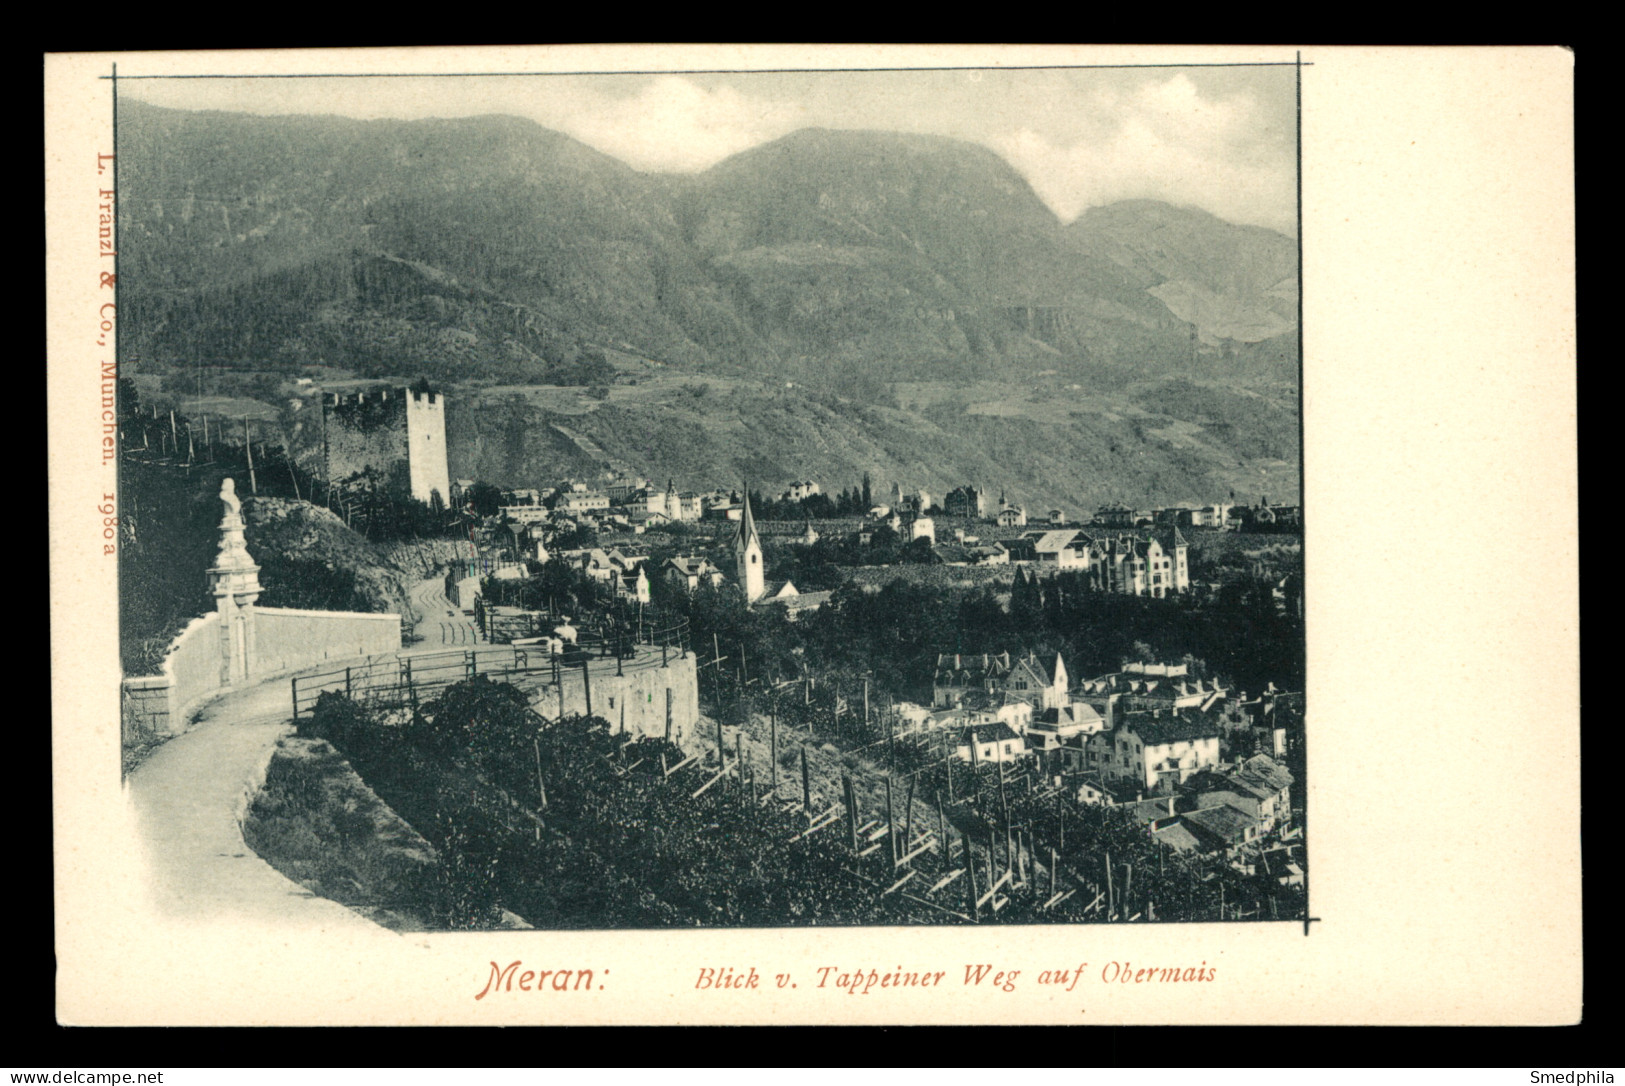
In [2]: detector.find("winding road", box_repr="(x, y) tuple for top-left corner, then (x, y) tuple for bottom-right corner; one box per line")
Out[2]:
(408, 575), (483, 650)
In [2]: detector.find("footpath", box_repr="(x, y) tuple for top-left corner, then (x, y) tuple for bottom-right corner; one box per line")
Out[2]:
(123, 662), (386, 931)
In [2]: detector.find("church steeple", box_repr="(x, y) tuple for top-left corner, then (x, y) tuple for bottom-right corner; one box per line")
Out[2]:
(733, 484), (764, 603)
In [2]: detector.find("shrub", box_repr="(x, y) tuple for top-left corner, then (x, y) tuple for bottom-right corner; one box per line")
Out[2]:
(300, 689), (373, 746)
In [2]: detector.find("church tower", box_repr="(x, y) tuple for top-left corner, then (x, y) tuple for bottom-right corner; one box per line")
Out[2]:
(733, 485), (765, 603)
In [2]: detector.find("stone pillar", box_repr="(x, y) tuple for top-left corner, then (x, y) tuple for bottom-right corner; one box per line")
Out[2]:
(206, 478), (263, 687)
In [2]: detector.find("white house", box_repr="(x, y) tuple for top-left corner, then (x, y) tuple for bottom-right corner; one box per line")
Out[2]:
(1067, 712), (1222, 793)
(664, 556), (725, 591)
(1032, 529), (1088, 569)
(953, 722), (1029, 765)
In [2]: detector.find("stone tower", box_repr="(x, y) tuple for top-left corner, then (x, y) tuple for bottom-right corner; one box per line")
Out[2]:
(405, 385), (450, 509)
(322, 384), (450, 509)
(733, 486), (764, 604)
(206, 478), (263, 686)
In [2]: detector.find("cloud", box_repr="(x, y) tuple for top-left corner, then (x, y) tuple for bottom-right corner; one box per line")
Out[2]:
(122, 69), (1297, 234)
(537, 76), (804, 173)
(989, 74), (1296, 233)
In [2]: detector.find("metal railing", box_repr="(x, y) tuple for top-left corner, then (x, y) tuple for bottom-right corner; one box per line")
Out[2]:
(291, 618), (692, 721)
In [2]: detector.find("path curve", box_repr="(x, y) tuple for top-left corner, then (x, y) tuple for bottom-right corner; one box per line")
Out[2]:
(123, 661), (388, 931)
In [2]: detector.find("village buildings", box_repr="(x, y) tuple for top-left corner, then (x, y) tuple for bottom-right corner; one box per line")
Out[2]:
(663, 555), (725, 592)
(943, 485), (986, 519)
(1062, 711), (1223, 793)
(932, 651), (1069, 712)
(952, 721), (1026, 765)
(558, 489), (610, 516)
(782, 480), (821, 502)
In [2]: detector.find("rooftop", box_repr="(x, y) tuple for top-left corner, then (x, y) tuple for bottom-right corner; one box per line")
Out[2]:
(1233, 755), (1295, 795)
(1183, 804), (1256, 845)
(958, 721), (1023, 744)
(1123, 714), (1222, 746)
(1151, 822), (1203, 853)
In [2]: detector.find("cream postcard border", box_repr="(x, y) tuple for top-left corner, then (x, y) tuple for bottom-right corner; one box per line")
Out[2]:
(47, 45), (1580, 1026)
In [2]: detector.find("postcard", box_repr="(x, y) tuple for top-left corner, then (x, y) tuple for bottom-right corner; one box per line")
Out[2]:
(47, 44), (1578, 1025)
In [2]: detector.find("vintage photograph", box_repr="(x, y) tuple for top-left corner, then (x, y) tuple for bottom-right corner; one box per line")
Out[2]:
(109, 60), (1308, 934)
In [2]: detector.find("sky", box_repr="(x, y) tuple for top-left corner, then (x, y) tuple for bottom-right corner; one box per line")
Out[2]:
(122, 65), (1299, 235)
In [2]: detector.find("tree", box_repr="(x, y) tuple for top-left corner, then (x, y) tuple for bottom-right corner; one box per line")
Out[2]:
(467, 481), (504, 518)
(901, 537), (937, 564)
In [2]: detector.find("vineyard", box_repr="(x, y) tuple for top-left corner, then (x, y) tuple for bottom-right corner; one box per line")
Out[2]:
(301, 651), (1305, 928)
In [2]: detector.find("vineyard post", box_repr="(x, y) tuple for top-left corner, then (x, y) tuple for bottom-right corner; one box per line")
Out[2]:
(884, 776), (897, 867)
(243, 417), (257, 495)
(581, 656), (593, 719)
(968, 731), (980, 804)
(801, 746), (812, 816)
(665, 687), (673, 744)
(769, 709), (778, 795)
(903, 775), (917, 859)
(963, 830), (978, 922)
(533, 736), (547, 810)
(997, 758), (1010, 856)
(735, 731), (744, 797)
(986, 827), (996, 890)
(1105, 851), (1115, 920)
(843, 775), (859, 855)
(935, 790), (946, 858)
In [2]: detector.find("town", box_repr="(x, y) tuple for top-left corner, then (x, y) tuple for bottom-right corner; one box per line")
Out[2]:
(119, 376), (1306, 930)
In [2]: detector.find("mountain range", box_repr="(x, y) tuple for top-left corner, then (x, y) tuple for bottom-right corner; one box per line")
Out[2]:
(116, 101), (1300, 509)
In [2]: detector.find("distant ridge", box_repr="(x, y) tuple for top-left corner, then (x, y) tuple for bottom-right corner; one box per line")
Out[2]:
(117, 100), (1296, 381)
